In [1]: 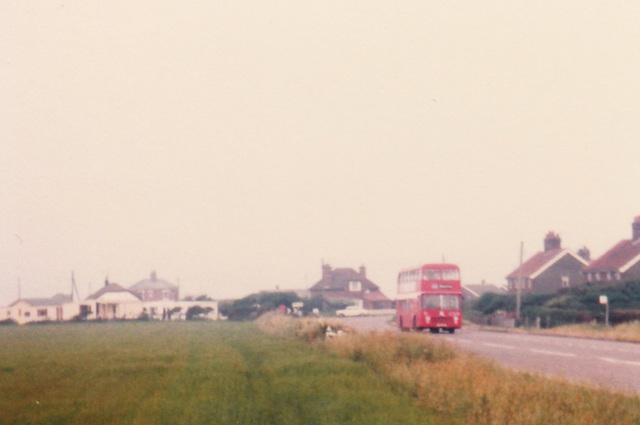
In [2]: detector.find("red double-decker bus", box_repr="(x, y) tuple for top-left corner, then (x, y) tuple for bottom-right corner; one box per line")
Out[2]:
(396, 263), (462, 334)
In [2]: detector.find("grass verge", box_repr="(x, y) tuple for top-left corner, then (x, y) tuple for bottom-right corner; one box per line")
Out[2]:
(0, 321), (439, 425)
(257, 313), (640, 425)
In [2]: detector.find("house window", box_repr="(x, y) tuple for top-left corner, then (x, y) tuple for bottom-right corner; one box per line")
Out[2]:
(348, 281), (362, 292)
(162, 290), (169, 300)
(24, 311), (30, 317)
(561, 276), (569, 288)
(37, 309), (47, 317)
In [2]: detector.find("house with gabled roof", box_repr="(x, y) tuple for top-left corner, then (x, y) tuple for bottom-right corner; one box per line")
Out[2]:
(83, 281), (144, 320)
(309, 264), (392, 309)
(583, 216), (640, 283)
(2, 293), (78, 325)
(130, 271), (179, 301)
(506, 232), (589, 294)
(462, 282), (507, 300)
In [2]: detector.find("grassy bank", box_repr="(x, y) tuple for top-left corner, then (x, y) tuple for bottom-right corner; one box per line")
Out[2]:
(257, 314), (640, 425)
(474, 321), (640, 343)
(540, 321), (640, 343)
(5, 318), (640, 425)
(0, 321), (438, 425)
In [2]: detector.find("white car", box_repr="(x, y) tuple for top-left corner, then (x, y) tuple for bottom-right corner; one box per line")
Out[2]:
(336, 305), (369, 317)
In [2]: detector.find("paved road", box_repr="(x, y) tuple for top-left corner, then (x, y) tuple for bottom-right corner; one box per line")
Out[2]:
(337, 315), (640, 394)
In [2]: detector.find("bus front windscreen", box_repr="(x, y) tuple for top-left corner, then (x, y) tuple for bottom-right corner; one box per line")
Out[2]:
(421, 294), (460, 310)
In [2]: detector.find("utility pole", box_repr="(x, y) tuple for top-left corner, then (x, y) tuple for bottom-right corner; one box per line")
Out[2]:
(516, 242), (523, 323)
(71, 271), (81, 302)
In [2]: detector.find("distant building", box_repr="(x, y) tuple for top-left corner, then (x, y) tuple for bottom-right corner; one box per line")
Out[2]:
(309, 264), (392, 309)
(583, 216), (640, 283)
(506, 232), (589, 294)
(84, 282), (143, 320)
(129, 271), (179, 301)
(1, 293), (77, 325)
(1, 272), (217, 324)
(462, 282), (506, 300)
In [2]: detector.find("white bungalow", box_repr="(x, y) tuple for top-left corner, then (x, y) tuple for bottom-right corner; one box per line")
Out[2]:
(2, 293), (79, 325)
(83, 283), (145, 320)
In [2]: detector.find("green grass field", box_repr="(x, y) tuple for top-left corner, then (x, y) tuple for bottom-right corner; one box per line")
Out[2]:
(0, 322), (436, 425)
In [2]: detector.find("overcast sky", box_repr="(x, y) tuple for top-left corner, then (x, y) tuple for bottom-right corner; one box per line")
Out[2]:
(2, 1), (640, 305)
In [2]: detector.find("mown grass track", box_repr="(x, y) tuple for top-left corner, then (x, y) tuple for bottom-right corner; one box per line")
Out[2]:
(0, 322), (435, 425)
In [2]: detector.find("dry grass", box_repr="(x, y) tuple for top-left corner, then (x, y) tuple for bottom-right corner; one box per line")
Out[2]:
(542, 321), (640, 343)
(256, 312), (353, 342)
(258, 314), (640, 425)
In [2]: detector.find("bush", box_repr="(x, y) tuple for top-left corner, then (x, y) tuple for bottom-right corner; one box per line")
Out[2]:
(222, 291), (304, 321)
(186, 305), (214, 320)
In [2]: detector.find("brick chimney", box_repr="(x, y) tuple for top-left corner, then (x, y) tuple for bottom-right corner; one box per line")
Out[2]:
(577, 246), (591, 262)
(544, 231), (561, 252)
(359, 265), (366, 278)
(322, 264), (332, 283)
(633, 216), (640, 241)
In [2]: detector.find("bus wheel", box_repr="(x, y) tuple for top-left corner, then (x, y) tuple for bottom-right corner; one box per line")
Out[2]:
(399, 318), (407, 331)
(429, 328), (439, 334)
(447, 328), (455, 334)
(412, 317), (419, 332)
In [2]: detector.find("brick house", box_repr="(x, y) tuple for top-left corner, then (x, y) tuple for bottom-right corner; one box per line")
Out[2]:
(129, 271), (179, 302)
(506, 232), (589, 294)
(583, 216), (640, 283)
(309, 264), (392, 309)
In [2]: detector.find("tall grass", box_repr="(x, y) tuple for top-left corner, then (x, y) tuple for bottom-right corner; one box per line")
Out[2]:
(542, 321), (640, 343)
(257, 314), (640, 425)
(0, 321), (439, 425)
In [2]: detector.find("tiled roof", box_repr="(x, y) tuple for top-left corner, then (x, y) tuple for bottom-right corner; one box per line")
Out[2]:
(506, 249), (587, 279)
(86, 283), (140, 300)
(310, 268), (380, 292)
(130, 271), (178, 292)
(463, 284), (506, 298)
(585, 239), (640, 273)
(130, 278), (177, 291)
(10, 293), (72, 307)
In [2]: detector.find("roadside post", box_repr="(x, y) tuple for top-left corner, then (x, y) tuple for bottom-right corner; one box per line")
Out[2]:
(599, 295), (609, 327)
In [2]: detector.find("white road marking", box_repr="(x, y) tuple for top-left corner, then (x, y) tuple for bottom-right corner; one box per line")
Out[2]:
(600, 357), (640, 367)
(482, 342), (516, 350)
(530, 349), (576, 358)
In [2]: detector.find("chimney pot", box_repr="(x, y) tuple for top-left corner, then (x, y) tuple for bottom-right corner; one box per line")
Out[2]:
(544, 231), (561, 252)
(633, 217), (640, 241)
(578, 246), (591, 262)
(359, 265), (366, 278)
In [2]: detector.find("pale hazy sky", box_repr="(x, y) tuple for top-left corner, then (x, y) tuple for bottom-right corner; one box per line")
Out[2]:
(2, 1), (640, 306)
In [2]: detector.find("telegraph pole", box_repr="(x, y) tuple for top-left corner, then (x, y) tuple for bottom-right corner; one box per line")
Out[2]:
(71, 271), (81, 302)
(516, 242), (523, 323)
